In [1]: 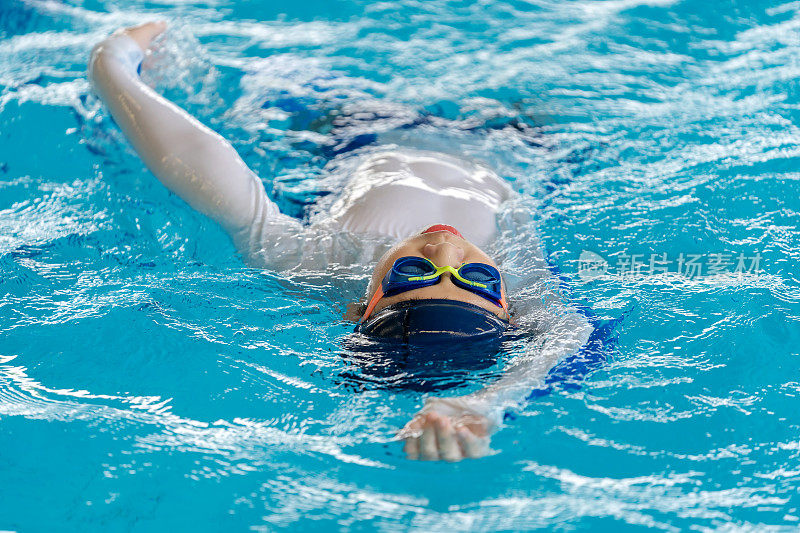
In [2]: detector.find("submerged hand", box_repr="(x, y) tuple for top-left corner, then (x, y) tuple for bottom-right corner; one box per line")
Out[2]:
(399, 397), (494, 462)
(120, 21), (167, 52)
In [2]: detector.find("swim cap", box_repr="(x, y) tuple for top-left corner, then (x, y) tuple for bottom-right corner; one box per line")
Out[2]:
(339, 330), (504, 392)
(355, 298), (509, 342)
(421, 224), (463, 238)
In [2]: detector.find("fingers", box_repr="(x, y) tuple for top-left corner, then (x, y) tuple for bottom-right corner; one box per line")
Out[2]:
(419, 416), (439, 460)
(435, 417), (462, 462)
(400, 413), (441, 461)
(400, 412), (492, 462)
(460, 414), (490, 438)
(399, 416), (423, 460)
(456, 426), (489, 458)
(403, 436), (419, 460)
(401, 413), (468, 462)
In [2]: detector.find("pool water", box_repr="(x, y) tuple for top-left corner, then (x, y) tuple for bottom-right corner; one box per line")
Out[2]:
(2, 0), (800, 530)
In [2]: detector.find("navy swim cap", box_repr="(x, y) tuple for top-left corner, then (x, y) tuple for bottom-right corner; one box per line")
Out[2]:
(343, 299), (511, 392)
(354, 298), (509, 342)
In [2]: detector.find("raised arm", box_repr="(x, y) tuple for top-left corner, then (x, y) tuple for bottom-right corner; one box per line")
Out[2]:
(88, 22), (298, 254)
(399, 282), (592, 462)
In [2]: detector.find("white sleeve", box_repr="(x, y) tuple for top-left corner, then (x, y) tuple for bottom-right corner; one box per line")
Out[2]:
(465, 304), (592, 427)
(88, 32), (300, 255)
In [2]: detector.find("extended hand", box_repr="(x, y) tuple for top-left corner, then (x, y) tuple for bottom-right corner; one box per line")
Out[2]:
(399, 398), (493, 462)
(120, 21), (167, 52)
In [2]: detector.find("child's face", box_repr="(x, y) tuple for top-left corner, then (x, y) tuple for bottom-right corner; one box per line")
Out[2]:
(364, 230), (508, 320)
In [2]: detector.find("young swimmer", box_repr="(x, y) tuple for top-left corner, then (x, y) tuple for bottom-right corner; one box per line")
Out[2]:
(89, 22), (592, 462)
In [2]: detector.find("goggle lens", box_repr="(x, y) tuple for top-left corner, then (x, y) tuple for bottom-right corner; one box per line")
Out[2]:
(458, 263), (499, 284)
(393, 257), (435, 276)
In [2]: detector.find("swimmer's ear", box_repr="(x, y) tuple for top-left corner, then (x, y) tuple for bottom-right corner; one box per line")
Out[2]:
(343, 301), (366, 322)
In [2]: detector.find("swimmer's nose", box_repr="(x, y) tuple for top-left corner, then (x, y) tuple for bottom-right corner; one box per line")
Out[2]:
(422, 242), (465, 269)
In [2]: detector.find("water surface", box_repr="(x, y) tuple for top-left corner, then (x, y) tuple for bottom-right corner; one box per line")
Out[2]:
(1, 0), (800, 530)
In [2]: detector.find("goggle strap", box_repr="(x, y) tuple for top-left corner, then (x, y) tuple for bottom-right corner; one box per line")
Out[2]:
(359, 286), (385, 323)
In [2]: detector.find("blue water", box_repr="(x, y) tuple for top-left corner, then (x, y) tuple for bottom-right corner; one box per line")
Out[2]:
(2, 0), (800, 530)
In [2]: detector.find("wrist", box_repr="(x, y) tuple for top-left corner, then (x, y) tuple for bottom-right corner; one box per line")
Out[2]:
(90, 34), (145, 79)
(421, 396), (502, 432)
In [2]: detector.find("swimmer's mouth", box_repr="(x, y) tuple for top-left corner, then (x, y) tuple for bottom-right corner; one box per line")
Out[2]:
(420, 224), (463, 238)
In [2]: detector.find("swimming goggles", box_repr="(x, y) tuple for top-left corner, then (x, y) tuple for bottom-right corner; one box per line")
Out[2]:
(360, 256), (508, 322)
